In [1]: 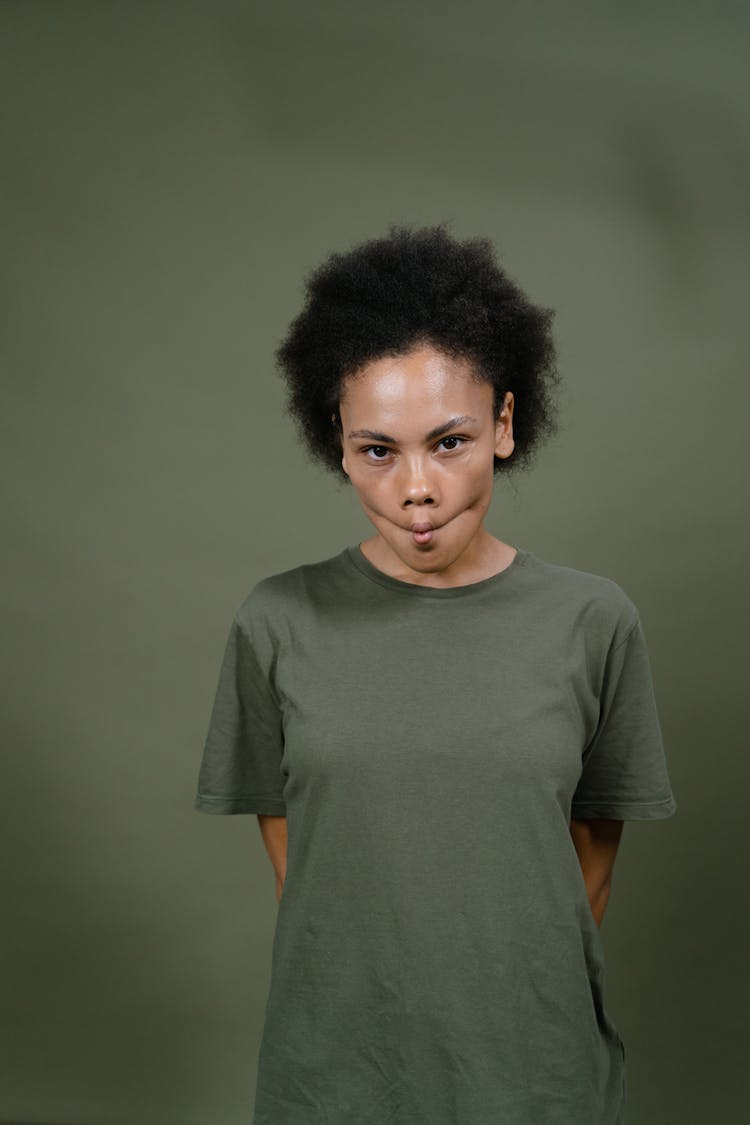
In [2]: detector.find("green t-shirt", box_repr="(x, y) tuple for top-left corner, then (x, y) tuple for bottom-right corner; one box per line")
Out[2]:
(195, 543), (677, 1124)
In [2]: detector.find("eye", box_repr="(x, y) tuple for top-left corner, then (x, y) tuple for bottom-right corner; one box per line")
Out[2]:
(359, 435), (469, 461)
(438, 435), (466, 452)
(361, 445), (392, 461)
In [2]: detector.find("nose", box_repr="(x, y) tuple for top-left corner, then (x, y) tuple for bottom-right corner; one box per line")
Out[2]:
(400, 455), (437, 507)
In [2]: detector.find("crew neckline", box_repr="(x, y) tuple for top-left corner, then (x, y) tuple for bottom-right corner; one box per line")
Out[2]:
(344, 542), (531, 598)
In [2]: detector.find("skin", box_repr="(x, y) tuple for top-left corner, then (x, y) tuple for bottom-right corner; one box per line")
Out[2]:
(257, 814), (287, 903)
(569, 817), (624, 927)
(259, 343), (623, 922)
(339, 344), (517, 588)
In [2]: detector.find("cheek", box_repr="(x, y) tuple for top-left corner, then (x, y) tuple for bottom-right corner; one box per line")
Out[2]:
(350, 470), (389, 510)
(458, 470), (495, 515)
(352, 456), (492, 510)
(460, 459), (493, 495)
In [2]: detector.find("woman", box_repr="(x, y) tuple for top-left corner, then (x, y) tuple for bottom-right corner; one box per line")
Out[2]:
(194, 223), (677, 1124)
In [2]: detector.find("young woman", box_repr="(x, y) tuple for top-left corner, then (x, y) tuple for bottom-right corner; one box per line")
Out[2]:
(195, 223), (677, 1124)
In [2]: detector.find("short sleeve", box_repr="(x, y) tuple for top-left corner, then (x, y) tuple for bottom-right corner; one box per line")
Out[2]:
(570, 615), (677, 821)
(194, 614), (286, 815)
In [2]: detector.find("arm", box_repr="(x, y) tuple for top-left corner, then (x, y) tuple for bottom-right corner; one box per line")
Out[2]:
(569, 818), (624, 927)
(257, 814), (288, 903)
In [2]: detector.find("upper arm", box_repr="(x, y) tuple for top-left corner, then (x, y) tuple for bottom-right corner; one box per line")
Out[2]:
(570, 614), (677, 823)
(569, 817), (624, 893)
(194, 610), (287, 817)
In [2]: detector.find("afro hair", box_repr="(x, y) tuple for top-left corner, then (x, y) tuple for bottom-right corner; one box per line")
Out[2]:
(274, 221), (562, 483)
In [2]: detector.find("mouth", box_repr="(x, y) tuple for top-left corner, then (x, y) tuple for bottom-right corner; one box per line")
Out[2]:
(410, 521), (435, 545)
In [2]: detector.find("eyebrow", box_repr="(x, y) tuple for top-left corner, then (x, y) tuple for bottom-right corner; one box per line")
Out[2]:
(347, 415), (480, 444)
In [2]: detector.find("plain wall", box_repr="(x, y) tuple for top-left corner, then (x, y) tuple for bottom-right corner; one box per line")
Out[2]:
(1, 2), (747, 1122)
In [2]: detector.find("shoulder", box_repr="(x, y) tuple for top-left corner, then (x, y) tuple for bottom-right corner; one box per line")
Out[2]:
(524, 549), (640, 647)
(233, 547), (348, 632)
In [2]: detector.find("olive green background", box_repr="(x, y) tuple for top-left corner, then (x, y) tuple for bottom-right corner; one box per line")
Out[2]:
(1, 2), (746, 1123)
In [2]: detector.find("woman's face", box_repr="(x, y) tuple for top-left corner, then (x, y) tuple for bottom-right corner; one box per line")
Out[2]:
(338, 344), (514, 580)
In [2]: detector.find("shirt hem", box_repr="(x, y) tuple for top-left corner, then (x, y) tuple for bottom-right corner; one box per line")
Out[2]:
(194, 793), (286, 815)
(570, 794), (677, 820)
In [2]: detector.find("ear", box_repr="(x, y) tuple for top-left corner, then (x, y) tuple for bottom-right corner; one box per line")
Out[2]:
(334, 412), (350, 477)
(494, 391), (515, 460)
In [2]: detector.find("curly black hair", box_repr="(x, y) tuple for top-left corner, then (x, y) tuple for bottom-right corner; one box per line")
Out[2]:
(274, 221), (563, 485)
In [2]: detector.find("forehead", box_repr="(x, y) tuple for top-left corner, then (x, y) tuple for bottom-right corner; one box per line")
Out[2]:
(341, 346), (491, 419)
